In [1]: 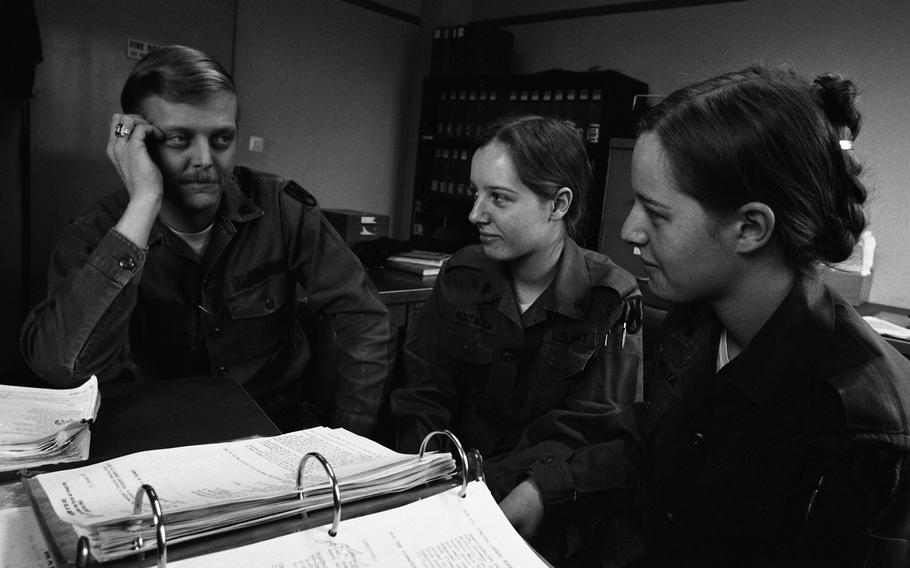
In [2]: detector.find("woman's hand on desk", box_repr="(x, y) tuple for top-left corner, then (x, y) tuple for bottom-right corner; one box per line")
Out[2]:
(499, 478), (545, 539)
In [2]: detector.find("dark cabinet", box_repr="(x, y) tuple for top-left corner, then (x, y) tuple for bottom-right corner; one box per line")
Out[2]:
(409, 70), (648, 253)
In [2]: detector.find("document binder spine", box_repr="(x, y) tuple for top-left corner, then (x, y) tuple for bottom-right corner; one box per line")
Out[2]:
(296, 452), (341, 537)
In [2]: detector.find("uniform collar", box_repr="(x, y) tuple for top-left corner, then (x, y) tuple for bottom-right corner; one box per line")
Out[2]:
(725, 277), (834, 426)
(220, 172), (264, 223)
(666, 277), (835, 427)
(541, 238), (592, 320)
(146, 171), (263, 246)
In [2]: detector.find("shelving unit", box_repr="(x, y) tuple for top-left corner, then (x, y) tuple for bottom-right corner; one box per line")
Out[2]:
(409, 70), (648, 252)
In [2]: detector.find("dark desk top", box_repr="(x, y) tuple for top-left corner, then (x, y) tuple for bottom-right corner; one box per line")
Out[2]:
(90, 377), (280, 462)
(1, 377), (279, 483)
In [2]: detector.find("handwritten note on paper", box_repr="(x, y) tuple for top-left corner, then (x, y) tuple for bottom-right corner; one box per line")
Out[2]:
(169, 482), (549, 568)
(0, 506), (57, 567)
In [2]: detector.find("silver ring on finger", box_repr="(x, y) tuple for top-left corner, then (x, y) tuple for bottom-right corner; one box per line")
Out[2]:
(114, 123), (132, 138)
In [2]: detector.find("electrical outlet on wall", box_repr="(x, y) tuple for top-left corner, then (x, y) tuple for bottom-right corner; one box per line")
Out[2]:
(249, 136), (264, 152)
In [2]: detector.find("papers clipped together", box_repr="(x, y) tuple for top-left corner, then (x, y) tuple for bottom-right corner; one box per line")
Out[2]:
(0, 375), (100, 473)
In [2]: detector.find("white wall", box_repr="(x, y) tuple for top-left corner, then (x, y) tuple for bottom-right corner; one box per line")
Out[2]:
(475, 0), (910, 308)
(232, 0), (420, 225)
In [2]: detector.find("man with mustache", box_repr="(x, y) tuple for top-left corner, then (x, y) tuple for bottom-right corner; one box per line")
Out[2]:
(21, 45), (394, 437)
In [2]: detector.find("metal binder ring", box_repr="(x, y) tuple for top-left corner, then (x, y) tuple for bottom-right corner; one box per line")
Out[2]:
(418, 429), (470, 498)
(296, 452), (342, 536)
(468, 448), (485, 482)
(75, 536), (91, 568)
(132, 484), (167, 568)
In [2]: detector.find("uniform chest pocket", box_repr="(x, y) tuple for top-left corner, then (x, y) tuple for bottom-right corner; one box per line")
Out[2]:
(228, 273), (289, 319)
(541, 339), (598, 377)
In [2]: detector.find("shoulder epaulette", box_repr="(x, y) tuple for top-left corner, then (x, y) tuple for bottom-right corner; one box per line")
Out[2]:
(283, 181), (317, 208)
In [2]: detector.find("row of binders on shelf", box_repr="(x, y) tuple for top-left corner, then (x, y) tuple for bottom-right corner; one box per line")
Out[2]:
(431, 85), (606, 144)
(21, 428), (548, 567)
(429, 145), (472, 197)
(383, 249), (451, 278)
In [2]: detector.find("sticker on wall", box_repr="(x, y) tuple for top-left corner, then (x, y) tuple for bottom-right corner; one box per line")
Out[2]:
(127, 38), (163, 60)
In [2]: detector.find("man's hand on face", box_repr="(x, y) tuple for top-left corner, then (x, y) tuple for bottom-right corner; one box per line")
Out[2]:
(108, 112), (167, 248)
(107, 112), (166, 210)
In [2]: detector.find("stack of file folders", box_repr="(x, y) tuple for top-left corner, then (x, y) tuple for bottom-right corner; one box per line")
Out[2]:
(384, 250), (451, 277)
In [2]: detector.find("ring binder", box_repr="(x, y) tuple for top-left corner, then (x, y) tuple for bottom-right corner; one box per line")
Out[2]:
(419, 429), (470, 497)
(132, 484), (168, 568)
(25, 428), (458, 567)
(296, 452), (341, 536)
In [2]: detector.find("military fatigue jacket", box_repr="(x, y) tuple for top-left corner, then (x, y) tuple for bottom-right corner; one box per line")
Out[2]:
(21, 166), (395, 436)
(391, 240), (643, 498)
(529, 277), (910, 567)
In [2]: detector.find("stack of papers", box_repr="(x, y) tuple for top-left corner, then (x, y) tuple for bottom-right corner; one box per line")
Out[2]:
(864, 315), (910, 340)
(385, 250), (450, 277)
(168, 482), (549, 568)
(29, 427), (456, 563)
(0, 376), (100, 473)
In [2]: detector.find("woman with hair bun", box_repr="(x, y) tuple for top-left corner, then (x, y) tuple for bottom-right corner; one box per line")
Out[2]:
(501, 66), (910, 567)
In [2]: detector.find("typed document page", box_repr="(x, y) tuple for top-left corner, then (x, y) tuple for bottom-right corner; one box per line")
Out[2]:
(171, 481), (550, 568)
(35, 427), (448, 525)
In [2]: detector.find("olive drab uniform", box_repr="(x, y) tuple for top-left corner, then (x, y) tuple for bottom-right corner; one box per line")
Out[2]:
(21, 166), (395, 436)
(391, 239), (643, 501)
(530, 277), (910, 567)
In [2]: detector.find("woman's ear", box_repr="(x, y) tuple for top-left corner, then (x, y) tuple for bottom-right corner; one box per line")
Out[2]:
(735, 201), (775, 253)
(550, 187), (573, 221)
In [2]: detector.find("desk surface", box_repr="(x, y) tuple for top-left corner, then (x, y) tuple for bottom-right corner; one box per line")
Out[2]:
(1, 377), (279, 484)
(370, 267), (435, 305)
(90, 377), (280, 461)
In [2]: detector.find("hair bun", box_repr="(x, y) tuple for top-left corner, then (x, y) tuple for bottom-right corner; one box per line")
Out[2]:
(813, 73), (862, 140)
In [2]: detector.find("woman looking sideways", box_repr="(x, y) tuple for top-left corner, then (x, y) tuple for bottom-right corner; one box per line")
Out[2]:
(391, 116), (643, 558)
(501, 66), (910, 567)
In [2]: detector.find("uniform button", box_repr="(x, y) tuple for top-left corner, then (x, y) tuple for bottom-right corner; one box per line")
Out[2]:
(540, 455), (554, 464)
(460, 345), (470, 354)
(265, 297), (276, 310)
(664, 512), (675, 524)
(501, 350), (515, 362)
(216, 365), (228, 376)
(118, 256), (137, 271)
(211, 327), (222, 337)
(692, 432), (705, 446)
